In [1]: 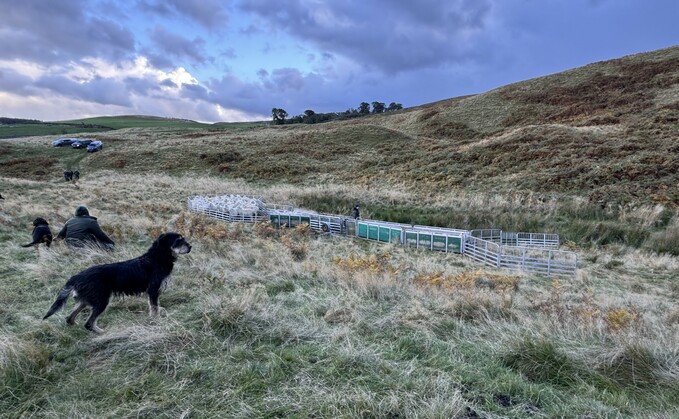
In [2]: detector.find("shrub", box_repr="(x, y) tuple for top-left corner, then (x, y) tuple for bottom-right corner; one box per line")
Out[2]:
(597, 344), (660, 388)
(604, 307), (640, 331)
(501, 338), (587, 388)
(174, 212), (232, 241)
(645, 226), (679, 256)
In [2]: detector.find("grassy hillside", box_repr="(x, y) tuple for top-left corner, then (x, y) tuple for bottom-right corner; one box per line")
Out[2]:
(0, 122), (111, 139)
(1, 46), (679, 417)
(59, 115), (268, 131)
(0, 116), (268, 139)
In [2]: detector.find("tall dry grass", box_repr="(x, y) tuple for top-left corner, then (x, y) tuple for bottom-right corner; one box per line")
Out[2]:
(1, 144), (679, 417)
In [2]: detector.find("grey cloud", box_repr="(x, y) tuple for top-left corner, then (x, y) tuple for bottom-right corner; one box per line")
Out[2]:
(0, 68), (34, 96)
(124, 76), (165, 95)
(240, 0), (493, 74)
(35, 75), (132, 107)
(201, 74), (263, 114)
(0, 0), (135, 65)
(149, 27), (208, 64)
(220, 48), (237, 59)
(181, 83), (210, 101)
(138, 0), (230, 29)
(269, 68), (305, 91)
(203, 68), (349, 117)
(136, 0), (174, 17)
(160, 78), (178, 88)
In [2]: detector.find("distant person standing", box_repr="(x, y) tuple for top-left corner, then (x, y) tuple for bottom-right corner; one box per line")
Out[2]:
(352, 204), (361, 220)
(56, 206), (115, 249)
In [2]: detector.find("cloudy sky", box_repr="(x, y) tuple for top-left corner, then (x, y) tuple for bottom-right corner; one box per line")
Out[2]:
(1, 0), (677, 122)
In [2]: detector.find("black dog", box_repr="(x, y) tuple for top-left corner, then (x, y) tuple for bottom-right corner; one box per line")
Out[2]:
(43, 232), (192, 333)
(21, 217), (53, 248)
(63, 170), (73, 181)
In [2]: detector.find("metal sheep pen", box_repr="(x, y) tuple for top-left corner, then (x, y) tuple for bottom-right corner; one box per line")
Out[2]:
(187, 194), (578, 277)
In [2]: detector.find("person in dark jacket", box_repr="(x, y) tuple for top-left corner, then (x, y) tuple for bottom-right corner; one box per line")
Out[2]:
(351, 204), (361, 220)
(57, 206), (115, 249)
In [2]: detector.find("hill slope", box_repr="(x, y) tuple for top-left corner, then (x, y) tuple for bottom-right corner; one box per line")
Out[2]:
(9, 45), (677, 205)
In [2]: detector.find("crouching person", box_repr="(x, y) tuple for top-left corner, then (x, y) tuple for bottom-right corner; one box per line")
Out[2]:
(56, 206), (115, 250)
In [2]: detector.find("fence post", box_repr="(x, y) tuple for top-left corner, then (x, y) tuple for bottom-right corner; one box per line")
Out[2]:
(497, 244), (501, 268)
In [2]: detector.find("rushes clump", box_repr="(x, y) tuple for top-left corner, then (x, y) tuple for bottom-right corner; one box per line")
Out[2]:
(0, 338), (49, 408)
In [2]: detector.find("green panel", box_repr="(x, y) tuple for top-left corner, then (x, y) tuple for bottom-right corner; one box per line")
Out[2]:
(270, 215), (279, 227)
(368, 225), (379, 240)
(290, 216), (300, 227)
(418, 234), (432, 249)
(390, 229), (402, 244)
(432, 235), (447, 251)
(405, 232), (418, 248)
(447, 236), (462, 253)
(358, 223), (368, 238)
(301, 216), (310, 224)
(378, 226), (390, 242)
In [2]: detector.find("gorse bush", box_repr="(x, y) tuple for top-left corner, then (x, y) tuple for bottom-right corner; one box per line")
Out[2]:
(414, 269), (520, 293)
(174, 212), (236, 241)
(332, 251), (399, 274)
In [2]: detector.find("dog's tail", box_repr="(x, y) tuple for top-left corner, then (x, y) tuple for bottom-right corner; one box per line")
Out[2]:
(43, 285), (74, 320)
(21, 240), (39, 248)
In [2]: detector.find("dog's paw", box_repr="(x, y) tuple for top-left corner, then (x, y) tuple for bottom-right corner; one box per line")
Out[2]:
(85, 325), (104, 334)
(149, 305), (166, 317)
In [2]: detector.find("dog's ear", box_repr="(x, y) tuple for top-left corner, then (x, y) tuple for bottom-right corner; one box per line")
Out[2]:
(152, 233), (167, 249)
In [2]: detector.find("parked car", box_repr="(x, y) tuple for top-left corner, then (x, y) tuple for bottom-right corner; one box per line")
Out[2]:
(52, 138), (76, 147)
(71, 139), (93, 149)
(87, 140), (103, 153)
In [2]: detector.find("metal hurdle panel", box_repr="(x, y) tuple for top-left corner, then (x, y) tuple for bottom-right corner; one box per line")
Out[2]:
(471, 229), (503, 242)
(464, 236), (577, 276)
(356, 220), (405, 244)
(463, 236), (502, 266)
(309, 214), (346, 234)
(269, 212), (311, 228)
(356, 220), (465, 253)
(269, 209), (348, 234)
(501, 232), (560, 248)
(499, 246), (577, 277)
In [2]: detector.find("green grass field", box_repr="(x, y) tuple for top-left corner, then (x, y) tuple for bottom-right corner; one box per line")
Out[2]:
(0, 116), (269, 139)
(0, 123), (111, 139)
(1, 46), (679, 417)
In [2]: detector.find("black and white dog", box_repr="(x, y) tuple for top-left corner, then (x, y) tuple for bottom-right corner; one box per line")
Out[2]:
(43, 232), (192, 333)
(21, 217), (53, 248)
